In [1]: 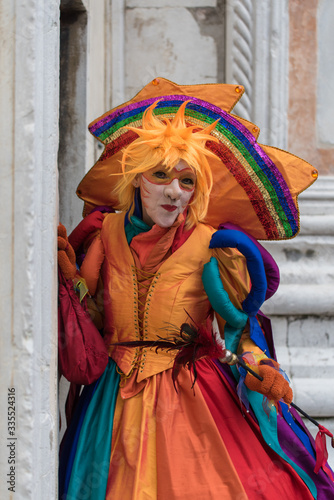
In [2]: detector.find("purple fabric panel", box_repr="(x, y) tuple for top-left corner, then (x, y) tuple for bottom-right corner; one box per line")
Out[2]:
(218, 222), (280, 300)
(213, 362), (334, 499)
(90, 205), (114, 214)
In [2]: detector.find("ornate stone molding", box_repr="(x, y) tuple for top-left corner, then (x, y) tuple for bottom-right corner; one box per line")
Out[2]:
(225, 0), (253, 120)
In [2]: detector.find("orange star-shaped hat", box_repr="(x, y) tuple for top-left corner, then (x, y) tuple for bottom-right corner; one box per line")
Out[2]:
(77, 77), (317, 240)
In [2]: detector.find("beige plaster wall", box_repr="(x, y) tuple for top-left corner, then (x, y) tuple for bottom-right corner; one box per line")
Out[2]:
(288, 0), (334, 175)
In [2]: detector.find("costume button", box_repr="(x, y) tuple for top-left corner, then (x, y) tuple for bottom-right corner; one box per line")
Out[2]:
(235, 85), (242, 93)
(152, 78), (160, 85)
(312, 169), (318, 179)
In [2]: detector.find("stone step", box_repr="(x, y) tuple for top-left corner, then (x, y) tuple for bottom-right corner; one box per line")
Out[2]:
(263, 235), (334, 255)
(269, 315), (334, 348)
(262, 284), (334, 315)
(290, 378), (334, 418)
(261, 235), (334, 285)
(273, 266), (334, 285)
(299, 215), (334, 235)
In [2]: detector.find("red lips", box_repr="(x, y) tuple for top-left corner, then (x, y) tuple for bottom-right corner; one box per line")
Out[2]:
(161, 205), (177, 212)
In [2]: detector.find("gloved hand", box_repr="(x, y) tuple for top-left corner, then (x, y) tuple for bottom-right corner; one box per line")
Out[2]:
(58, 223), (77, 280)
(244, 360), (293, 405)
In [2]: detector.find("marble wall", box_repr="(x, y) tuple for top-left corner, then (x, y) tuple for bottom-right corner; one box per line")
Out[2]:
(1, 1), (333, 496)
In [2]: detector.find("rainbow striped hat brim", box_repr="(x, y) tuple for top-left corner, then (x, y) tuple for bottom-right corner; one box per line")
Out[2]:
(77, 78), (317, 240)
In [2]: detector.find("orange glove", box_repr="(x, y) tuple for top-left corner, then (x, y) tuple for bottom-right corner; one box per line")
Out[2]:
(58, 223), (77, 280)
(244, 361), (293, 405)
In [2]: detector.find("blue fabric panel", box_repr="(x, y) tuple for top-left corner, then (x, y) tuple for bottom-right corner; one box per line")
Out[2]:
(59, 380), (100, 498)
(209, 229), (267, 315)
(281, 403), (316, 458)
(248, 316), (271, 354)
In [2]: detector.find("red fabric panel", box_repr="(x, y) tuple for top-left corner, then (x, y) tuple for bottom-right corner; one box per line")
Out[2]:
(68, 211), (106, 251)
(196, 358), (314, 500)
(58, 272), (109, 385)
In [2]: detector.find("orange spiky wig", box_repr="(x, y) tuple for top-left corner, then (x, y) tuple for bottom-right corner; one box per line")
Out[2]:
(114, 101), (219, 228)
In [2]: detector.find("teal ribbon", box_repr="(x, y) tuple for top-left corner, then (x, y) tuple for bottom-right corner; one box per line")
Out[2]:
(125, 215), (151, 244)
(202, 258), (248, 331)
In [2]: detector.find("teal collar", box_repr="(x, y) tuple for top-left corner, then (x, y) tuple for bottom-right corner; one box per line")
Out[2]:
(125, 215), (151, 244)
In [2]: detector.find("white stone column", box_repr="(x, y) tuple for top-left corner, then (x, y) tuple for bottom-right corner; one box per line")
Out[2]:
(58, 0), (116, 234)
(86, 0), (115, 168)
(0, 1), (59, 498)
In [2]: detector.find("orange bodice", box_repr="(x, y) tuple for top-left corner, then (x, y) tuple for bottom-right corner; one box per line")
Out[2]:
(100, 212), (215, 381)
(99, 212), (250, 382)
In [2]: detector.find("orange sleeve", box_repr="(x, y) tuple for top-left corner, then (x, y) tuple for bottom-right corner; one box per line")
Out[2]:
(212, 247), (250, 339)
(211, 248), (269, 358)
(79, 235), (105, 296)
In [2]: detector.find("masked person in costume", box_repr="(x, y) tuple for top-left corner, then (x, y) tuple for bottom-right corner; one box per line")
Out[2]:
(58, 79), (334, 500)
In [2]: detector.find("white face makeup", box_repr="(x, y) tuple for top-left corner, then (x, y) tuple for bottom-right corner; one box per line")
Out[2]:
(133, 160), (196, 228)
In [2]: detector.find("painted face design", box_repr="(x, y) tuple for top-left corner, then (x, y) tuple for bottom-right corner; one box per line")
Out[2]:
(134, 160), (196, 228)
